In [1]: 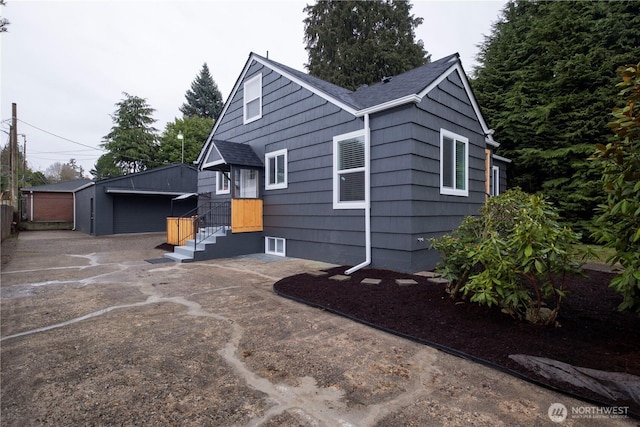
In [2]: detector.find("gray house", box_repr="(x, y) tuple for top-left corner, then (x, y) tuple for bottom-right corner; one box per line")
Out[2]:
(75, 164), (197, 236)
(174, 52), (509, 273)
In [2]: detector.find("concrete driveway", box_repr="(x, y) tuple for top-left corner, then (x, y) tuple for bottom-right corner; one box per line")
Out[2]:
(1, 231), (632, 426)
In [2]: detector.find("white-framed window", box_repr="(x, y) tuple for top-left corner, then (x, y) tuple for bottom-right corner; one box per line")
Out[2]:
(265, 236), (286, 256)
(265, 149), (287, 190)
(243, 73), (262, 124)
(216, 171), (230, 194)
(491, 165), (500, 196)
(440, 129), (469, 197)
(333, 129), (366, 209)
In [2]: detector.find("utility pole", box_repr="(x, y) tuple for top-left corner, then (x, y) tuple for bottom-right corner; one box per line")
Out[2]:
(10, 103), (18, 212)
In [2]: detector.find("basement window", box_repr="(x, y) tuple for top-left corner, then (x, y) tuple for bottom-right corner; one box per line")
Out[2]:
(265, 236), (286, 256)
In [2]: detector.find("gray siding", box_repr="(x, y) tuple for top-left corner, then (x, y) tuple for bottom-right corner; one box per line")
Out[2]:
(199, 61), (503, 273)
(77, 165), (197, 236)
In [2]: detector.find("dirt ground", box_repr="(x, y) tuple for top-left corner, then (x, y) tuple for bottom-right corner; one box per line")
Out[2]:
(1, 231), (635, 426)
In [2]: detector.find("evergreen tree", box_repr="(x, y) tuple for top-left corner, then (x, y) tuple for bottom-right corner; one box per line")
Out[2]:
(303, 0), (429, 90)
(472, 0), (640, 236)
(101, 92), (158, 174)
(158, 116), (214, 165)
(90, 153), (124, 180)
(179, 63), (223, 120)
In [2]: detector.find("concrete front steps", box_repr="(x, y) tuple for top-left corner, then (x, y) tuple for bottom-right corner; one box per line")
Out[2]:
(164, 226), (263, 263)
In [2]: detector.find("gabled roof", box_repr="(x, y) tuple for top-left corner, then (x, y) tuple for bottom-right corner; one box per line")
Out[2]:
(207, 140), (264, 171)
(198, 52), (498, 168)
(21, 178), (93, 193)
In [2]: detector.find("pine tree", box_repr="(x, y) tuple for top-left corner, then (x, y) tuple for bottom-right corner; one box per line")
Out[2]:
(179, 63), (223, 120)
(303, 0), (429, 90)
(101, 92), (158, 174)
(472, 0), (640, 236)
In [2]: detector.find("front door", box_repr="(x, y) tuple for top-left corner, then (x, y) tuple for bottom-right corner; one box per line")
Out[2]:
(234, 168), (258, 199)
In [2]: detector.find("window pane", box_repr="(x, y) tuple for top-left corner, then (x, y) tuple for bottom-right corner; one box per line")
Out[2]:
(245, 78), (259, 100)
(339, 137), (364, 170)
(339, 171), (365, 202)
(276, 154), (285, 184)
(442, 136), (454, 188)
(276, 239), (283, 253)
(246, 99), (260, 119)
(268, 238), (276, 252)
(268, 157), (276, 185)
(455, 139), (466, 190)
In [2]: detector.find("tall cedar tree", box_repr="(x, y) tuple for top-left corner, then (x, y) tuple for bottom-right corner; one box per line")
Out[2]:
(180, 63), (224, 120)
(472, 0), (640, 236)
(304, 0), (429, 90)
(102, 92), (158, 174)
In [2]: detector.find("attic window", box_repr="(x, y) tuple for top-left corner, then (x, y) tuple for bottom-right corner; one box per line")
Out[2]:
(244, 73), (262, 124)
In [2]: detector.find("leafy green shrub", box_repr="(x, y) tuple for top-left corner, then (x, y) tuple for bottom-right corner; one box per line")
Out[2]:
(592, 62), (640, 313)
(430, 189), (582, 325)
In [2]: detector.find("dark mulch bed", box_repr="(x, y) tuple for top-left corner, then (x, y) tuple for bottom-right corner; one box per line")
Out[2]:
(274, 266), (640, 416)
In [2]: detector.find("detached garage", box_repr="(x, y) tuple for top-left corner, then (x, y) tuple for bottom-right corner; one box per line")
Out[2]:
(75, 164), (197, 236)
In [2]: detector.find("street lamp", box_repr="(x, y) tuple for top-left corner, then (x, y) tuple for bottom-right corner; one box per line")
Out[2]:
(177, 131), (184, 164)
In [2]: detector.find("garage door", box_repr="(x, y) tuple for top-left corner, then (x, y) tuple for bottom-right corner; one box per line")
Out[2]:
(113, 195), (172, 234)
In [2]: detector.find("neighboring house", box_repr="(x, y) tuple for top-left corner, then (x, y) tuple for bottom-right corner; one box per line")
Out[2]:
(75, 164), (197, 236)
(20, 178), (93, 230)
(186, 52), (509, 273)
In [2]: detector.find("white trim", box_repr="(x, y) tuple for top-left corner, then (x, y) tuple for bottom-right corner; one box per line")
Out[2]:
(491, 165), (500, 196)
(333, 129), (367, 210)
(439, 128), (469, 197)
(265, 236), (286, 256)
(492, 153), (512, 164)
(265, 149), (288, 190)
(216, 171), (230, 194)
(355, 94), (422, 116)
(243, 73), (262, 124)
(104, 188), (185, 196)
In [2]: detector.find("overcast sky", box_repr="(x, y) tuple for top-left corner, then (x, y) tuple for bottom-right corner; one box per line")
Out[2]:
(1, 0), (506, 176)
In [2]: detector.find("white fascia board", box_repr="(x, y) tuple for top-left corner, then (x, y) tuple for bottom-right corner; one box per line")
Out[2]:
(251, 55), (360, 116)
(200, 142), (226, 170)
(104, 188), (186, 196)
(355, 94), (422, 116)
(485, 136), (500, 148)
(492, 154), (512, 164)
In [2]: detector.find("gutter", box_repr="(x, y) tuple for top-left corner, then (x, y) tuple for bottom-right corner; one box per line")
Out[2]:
(345, 113), (371, 275)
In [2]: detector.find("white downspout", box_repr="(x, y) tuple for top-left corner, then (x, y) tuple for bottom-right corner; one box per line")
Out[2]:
(30, 192), (34, 222)
(345, 113), (371, 275)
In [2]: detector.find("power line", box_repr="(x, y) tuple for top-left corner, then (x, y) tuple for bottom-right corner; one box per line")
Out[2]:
(17, 119), (105, 152)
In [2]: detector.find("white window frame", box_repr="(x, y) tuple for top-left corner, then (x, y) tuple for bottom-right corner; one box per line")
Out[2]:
(265, 236), (286, 256)
(333, 129), (367, 209)
(491, 165), (500, 196)
(265, 149), (288, 190)
(243, 73), (262, 124)
(439, 128), (469, 197)
(216, 171), (230, 194)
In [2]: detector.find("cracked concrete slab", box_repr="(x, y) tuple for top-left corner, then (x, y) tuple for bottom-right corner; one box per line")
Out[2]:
(1, 231), (634, 426)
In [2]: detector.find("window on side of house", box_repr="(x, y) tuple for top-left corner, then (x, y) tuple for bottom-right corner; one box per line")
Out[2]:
(491, 165), (500, 196)
(440, 129), (469, 197)
(216, 171), (230, 194)
(265, 149), (287, 190)
(265, 236), (286, 256)
(243, 74), (262, 124)
(333, 130), (366, 209)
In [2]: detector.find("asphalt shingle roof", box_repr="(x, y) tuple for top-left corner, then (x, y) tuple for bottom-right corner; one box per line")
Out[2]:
(21, 178), (93, 193)
(257, 53), (460, 111)
(213, 140), (264, 168)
